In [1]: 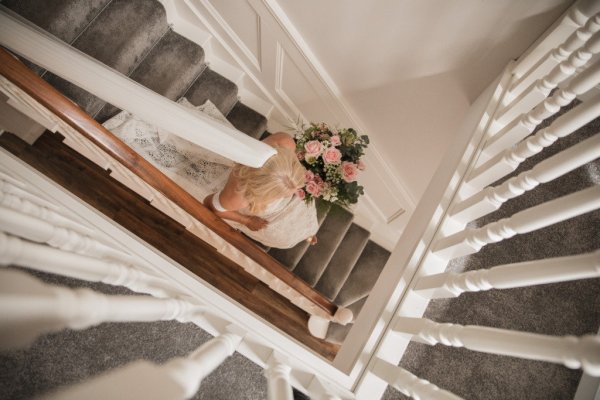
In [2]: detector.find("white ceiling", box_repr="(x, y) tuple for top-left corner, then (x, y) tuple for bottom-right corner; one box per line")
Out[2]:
(275, 0), (573, 200)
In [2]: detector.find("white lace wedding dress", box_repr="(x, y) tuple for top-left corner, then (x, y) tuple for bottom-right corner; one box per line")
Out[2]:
(102, 98), (319, 249)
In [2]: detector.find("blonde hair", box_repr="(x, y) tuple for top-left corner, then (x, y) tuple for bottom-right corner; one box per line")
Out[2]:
(233, 147), (305, 214)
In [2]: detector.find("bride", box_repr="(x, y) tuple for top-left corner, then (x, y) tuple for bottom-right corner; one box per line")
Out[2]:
(103, 97), (319, 249)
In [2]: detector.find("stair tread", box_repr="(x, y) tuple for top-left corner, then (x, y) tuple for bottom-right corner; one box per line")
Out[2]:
(315, 223), (370, 300)
(334, 240), (390, 307)
(269, 203), (330, 270)
(226, 102), (268, 139)
(95, 30), (206, 122)
(3, 0), (112, 44)
(184, 68), (238, 116)
(324, 297), (367, 345)
(293, 205), (353, 285)
(70, 0), (168, 76)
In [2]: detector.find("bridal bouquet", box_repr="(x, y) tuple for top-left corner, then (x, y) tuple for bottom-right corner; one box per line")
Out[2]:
(294, 122), (368, 207)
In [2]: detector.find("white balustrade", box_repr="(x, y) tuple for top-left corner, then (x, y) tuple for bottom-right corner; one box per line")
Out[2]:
(413, 250), (600, 299)
(393, 317), (600, 376)
(371, 358), (462, 400)
(0, 269), (206, 350)
(467, 92), (600, 191)
(265, 355), (294, 400)
(483, 60), (600, 163)
(0, 179), (97, 238)
(434, 185), (600, 259)
(42, 331), (243, 400)
(0, 232), (179, 298)
(0, 205), (133, 263)
(452, 132), (600, 223)
(0, 8), (276, 168)
(498, 29), (600, 125)
(509, 13), (600, 99)
(511, 0), (600, 79)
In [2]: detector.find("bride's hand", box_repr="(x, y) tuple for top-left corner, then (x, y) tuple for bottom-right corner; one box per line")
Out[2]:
(245, 216), (269, 231)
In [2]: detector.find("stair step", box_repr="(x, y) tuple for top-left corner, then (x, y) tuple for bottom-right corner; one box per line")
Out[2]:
(2, 0), (112, 44)
(70, 0), (168, 76)
(95, 30), (206, 122)
(43, 0), (169, 116)
(268, 203), (329, 270)
(315, 223), (370, 300)
(293, 205), (353, 285)
(325, 297), (367, 345)
(226, 102), (268, 139)
(184, 67), (238, 116)
(334, 241), (390, 307)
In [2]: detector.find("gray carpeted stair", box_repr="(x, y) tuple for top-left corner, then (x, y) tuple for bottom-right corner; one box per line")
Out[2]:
(2, 0), (391, 349)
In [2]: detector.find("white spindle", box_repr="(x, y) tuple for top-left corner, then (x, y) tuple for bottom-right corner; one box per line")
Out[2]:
(371, 358), (463, 400)
(467, 92), (600, 191)
(0, 205), (133, 263)
(434, 185), (600, 259)
(0, 232), (178, 298)
(498, 29), (600, 125)
(43, 332), (243, 400)
(509, 13), (600, 98)
(413, 250), (600, 299)
(453, 132), (600, 223)
(482, 60), (600, 163)
(0, 269), (206, 350)
(265, 356), (294, 400)
(0, 180), (97, 238)
(511, 0), (600, 79)
(393, 317), (600, 376)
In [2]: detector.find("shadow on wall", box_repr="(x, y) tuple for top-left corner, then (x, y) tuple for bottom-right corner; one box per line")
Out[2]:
(343, 71), (470, 202)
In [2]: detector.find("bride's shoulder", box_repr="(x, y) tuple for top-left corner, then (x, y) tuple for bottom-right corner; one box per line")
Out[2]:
(262, 132), (295, 150)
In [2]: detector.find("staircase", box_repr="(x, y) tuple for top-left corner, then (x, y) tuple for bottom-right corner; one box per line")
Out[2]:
(0, 0), (390, 345)
(1, 1), (599, 399)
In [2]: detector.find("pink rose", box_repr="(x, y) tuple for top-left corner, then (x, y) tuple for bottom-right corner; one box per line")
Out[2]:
(322, 147), (342, 164)
(297, 151), (305, 161)
(330, 135), (341, 146)
(305, 181), (321, 197)
(304, 140), (323, 157)
(296, 189), (306, 199)
(305, 170), (315, 181)
(341, 161), (358, 182)
(357, 159), (366, 170)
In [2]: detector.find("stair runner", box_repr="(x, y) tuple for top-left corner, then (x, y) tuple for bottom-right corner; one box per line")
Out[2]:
(2, 0), (390, 345)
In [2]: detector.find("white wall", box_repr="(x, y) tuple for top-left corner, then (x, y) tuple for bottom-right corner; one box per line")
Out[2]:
(275, 0), (573, 200)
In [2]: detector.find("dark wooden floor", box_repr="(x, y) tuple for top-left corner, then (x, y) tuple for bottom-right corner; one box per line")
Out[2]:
(0, 131), (339, 361)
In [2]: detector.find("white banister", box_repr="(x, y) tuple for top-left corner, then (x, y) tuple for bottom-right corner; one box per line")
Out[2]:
(0, 269), (206, 350)
(0, 7), (276, 167)
(43, 331), (243, 400)
(413, 250), (600, 299)
(498, 28), (600, 125)
(467, 91), (600, 191)
(434, 185), (600, 259)
(0, 205), (133, 263)
(371, 358), (463, 400)
(265, 355), (294, 400)
(393, 317), (600, 376)
(0, 232), (178, 298)
(452, 132), (600, 223)
(509, 12), (600, 98)
(511, 0), (600, 79)
(483, 60), (600, 163)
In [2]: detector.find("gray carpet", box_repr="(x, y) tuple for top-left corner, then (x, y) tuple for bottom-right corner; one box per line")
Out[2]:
(0, 267), (271, 400)
(383, 103), (600, 399)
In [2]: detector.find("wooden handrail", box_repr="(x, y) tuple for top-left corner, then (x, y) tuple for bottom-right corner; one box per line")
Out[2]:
(0, 48), (338, 317)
